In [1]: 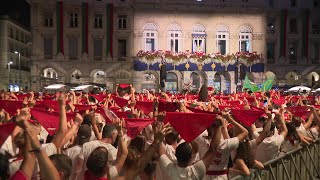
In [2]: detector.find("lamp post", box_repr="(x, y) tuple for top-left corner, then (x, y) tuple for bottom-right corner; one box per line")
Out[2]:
(14, 51), (21, 91)
(7, 61), (13, 91)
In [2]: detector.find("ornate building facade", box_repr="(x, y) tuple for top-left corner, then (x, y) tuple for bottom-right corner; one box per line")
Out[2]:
(27, 0), (320, 92)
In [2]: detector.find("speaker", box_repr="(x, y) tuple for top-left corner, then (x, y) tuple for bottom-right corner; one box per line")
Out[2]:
(239, 65), (246, 80)
(160, 64), (167, 80)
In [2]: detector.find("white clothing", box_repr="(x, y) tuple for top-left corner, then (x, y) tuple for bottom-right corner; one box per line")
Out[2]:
(159, 154), (206, 180)
(296, 124), (307, 136)
(255, 134), (285, 163)
(1, 135), (18, 157)
(42, 142), (57, 156)
(78, 140), (117, 170)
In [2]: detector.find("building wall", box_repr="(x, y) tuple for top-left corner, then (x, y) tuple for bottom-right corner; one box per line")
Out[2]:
(0, 15), (31, 91)
(27, 0), (320, 92)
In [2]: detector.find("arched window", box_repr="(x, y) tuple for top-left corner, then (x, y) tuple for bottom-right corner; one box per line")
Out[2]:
(168, 24), (182, 53)
(166, 72), (178, 93)
(192, 24), (206, 53)
(43, 68), (58, 79)
(216, 25), (230, 55)
(190, 72), (201, 90)
(239, 26), (252, 52)
(143, 23), (158, 51)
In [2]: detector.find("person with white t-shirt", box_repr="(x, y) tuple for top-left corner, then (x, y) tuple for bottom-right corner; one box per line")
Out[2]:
(201, 112), (248, 180)
(73, 123), (119, 180)
(255, 111), (288, 164)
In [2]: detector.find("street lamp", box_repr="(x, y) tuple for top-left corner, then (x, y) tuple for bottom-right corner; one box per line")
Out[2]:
(14, 51), (21, 91)
(7, 61), (13, 91)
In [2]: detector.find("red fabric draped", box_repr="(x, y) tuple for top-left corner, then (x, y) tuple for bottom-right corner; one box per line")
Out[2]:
(0, 100), (23, 116)
(231, 109), (265, 126)
(119, 84), (130, 89)
(124, 118), (155, 139)
(273, 98), (286, 106)
(74, 105), (95, 112)
(0, 122), (16, 147)
(89, 94), (106, 102)
(112, 96), (128, 107)
(34, 100), (59, 111)
(286, 106), (310, 119)
(158, 101), (178, 112)
(135, 101), (153, 114)
(30, 109), (74, 136)
(164, 112), (216, 142)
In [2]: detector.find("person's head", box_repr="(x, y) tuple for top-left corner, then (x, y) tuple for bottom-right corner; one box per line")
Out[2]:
(86, 147), (109, 178)
(175, 142), (193, 167)
(49, 154), (72, 180)
(165, 130), (179, 145)
(286, 122), (298, 138)
(255, 117), (267, 128)
(198, 85), (208, 102)
(77, 124), (92, 145)
(235, 141), (254, 168)
(292, 116), (302, 127)
(14, 131), (26, 150)
(124, 147), (140, 170)
(102, 124), (118, 144)
(0, 152), (9, 180)
(129, 135), (146, 154)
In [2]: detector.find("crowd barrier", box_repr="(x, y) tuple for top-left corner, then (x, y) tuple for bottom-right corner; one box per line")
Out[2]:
(231, 138), (320, 180)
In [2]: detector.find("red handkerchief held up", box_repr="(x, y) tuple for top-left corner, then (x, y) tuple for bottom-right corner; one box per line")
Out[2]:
(164, 112), (217, 142)
(158, 101), (178, 112)
(119, 84), (130, 89)
(231, 109), (265, 127)
(286, 106), (310, 120)
(112, 96), (129, 108)
(0, 123), (16, 147)
(124, 118), (155, 139)
(31, 109), (73, 136)
(0, 100), (23, 116)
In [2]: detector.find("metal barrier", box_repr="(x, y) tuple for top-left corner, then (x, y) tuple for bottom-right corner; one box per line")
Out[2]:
(231, 138), (320, 180)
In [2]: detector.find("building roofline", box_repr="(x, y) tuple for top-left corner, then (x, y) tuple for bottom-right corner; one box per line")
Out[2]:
(0, 15), (30, 32)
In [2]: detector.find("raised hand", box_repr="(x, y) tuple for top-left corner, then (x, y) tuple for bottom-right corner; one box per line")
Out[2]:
(153, 123), (171, 144)
(116, 118), (125, 136)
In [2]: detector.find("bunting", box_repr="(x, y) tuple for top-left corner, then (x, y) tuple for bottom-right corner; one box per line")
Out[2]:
(56, 1), (64, 54)
(82, 2), (89, 54)
(106, 3), (114, 58)
(280, 9), (288, 58)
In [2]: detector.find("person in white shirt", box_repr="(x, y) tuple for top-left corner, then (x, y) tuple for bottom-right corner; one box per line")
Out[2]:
(255, 112), (288, 164)
(73, 124), (119, 180)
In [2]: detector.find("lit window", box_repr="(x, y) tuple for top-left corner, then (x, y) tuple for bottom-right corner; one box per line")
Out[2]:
(216, 25), (229, 55)
(192, 24), (206, 53)
(238, 26), (252, 52)
(143, 23), (158, 51)
(168, 24), (182, 53)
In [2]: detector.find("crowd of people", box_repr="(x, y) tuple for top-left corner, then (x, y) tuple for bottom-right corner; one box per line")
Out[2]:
(0, 84), (319, 180)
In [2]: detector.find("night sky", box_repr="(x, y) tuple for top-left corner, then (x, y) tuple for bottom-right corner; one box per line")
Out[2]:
(0, 0), (30, 28)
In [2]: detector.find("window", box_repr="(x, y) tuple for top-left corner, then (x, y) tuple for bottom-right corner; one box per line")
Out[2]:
(44, 38), (53, 59)
(267, 17), (275, 33)
(118, 15), (127, 29)
(190, 72), (200, 90)
(69, 37), (78, 60)
(192, 24), (206, 53)
(216, 25), (229, 55)
(289, 18), (297, 33)
(44, 14), (53, 27)
(143, 23), (158, 51)
(118, 40), (127, 60)
(290, 0), (296, 7)
(267, 42), (275, 63)
(9, 42), (14, 53)
(311, 42), (319, 62)
(94, 14), (103, 28)
(289, 43), (297, 63)
(16, 31), (19, 41)
(9, 28), (14, 38)
(168, 24), (182, 53)
(238, 26), (252, 52)
(315, 0), (319, 7)
(70, 13), (78, 28)
(94, 39), (102, 60)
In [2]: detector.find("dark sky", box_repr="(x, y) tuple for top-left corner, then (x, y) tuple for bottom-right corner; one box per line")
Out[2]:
(0, 0), (30, 28)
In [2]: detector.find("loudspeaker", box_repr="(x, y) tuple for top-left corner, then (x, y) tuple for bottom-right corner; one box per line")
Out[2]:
(239, 65), (246, 80)
(160, 64), (167, 80)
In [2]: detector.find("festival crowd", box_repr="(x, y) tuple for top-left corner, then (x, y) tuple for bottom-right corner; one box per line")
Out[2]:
(0, 84), (319, 180)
